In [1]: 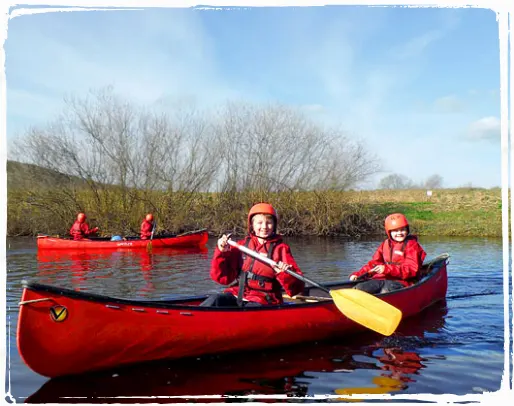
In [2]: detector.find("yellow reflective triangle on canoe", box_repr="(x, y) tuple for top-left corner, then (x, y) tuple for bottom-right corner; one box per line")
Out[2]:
(329, 288), (402, 336)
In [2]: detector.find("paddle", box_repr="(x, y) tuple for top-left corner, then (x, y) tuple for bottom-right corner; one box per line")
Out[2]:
(146, 221), (157, 252)
(176, 228), (207, 237)
(150, 221), (157, 240)
(226, 239), (402, 337)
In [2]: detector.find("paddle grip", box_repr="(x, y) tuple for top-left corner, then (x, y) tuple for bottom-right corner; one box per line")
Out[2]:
(227, 239), (329, 293)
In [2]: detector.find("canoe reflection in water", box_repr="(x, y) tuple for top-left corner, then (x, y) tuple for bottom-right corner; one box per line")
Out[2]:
(36, 247), (209, 296)
(26, 302), (448, 403)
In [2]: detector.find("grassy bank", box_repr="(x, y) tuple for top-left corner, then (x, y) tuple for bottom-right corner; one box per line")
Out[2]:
(7, 186), (502, 238)
(346, 188), (502, 238)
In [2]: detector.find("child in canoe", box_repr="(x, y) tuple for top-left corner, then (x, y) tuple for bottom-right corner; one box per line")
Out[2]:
(349, 213), (426, 294)
(69, 213), (99, 240)
(140, 213), (155, 240)
(202, 203), (305, 307)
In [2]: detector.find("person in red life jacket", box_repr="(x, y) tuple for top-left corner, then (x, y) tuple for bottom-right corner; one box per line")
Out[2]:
(69, 212), (99, 241)
(349, 213), (426, 294)
(201, 203), (305, 307)
(140, 213), (155, 240)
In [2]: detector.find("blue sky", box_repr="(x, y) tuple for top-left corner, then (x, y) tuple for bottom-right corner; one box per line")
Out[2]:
(5, 6), (501, 188)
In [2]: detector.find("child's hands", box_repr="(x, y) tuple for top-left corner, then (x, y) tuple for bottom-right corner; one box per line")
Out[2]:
(273, 261), (291, 274)
(349, 275), (358, 281)
(217, 234), (230, 252)
(370, 265), (385, 274)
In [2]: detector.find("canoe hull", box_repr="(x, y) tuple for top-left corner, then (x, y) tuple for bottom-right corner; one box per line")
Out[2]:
(37, 230), (208, 250)
(17, 254), (449, 378)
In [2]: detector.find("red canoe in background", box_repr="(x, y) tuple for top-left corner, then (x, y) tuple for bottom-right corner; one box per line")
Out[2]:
(37, 229), (209, 250)
(17, 254), (449, 379)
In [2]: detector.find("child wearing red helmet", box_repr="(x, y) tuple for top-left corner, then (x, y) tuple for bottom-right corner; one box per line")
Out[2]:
(203, 203), (305, 307)
(69, 212), (99, 240)
(349, 213), (426, 294)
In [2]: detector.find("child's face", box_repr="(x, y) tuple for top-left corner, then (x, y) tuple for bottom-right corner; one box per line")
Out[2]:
(252, 214), (275, 239)
(390, 227), (408, 242)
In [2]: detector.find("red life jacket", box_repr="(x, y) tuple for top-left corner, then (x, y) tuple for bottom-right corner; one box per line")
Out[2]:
(235, 237), (282, 305)
(382, 239), (409, 266)
(351, 235), (426, 286)
(211, 234), (305, 305)
(140, 220), (153, 240)
(69, 221), (87, 240)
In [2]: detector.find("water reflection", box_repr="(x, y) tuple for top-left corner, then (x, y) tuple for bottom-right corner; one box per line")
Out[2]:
(8, 236), (504, 399)
(335, 301), (447, 400)
(36, 247), (209, 297)
(26, 303), (448, 403)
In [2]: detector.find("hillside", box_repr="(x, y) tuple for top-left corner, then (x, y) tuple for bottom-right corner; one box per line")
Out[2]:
(7, 160), (86, 190)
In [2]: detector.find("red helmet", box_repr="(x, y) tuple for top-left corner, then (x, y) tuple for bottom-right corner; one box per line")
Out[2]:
(384, 213), (409, 234)
(77, 213), (86, 223)
(145, 213), (154, 222)
(247, 203), (278, 234)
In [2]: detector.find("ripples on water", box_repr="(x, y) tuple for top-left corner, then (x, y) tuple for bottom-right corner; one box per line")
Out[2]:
(5, 235), (506, 402)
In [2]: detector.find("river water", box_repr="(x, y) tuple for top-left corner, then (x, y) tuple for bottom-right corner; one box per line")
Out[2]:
(4, 235), (507, 402)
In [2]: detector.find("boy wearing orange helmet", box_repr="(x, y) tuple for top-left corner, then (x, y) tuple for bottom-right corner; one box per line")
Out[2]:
(140, 213), (155, 240)
(69, 213), (99, 240)
(204, 203), (305, 307)
(349, 213), (426, 294)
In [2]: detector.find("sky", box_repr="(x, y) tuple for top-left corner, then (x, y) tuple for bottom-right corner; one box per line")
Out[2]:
(4, 5), (501, 189)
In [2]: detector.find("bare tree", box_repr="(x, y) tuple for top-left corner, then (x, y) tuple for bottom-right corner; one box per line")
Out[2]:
(378, 174), (416, 189)
(10, 88), (381, 234)
(11, 87), (220, 228)
(212, 102), (380, 192)
(424, 174), (444, 189)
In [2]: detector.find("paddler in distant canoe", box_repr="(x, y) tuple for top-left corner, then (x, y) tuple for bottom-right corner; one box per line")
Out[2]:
(69, 212), (99, 241)
(140, 213), (155, 240)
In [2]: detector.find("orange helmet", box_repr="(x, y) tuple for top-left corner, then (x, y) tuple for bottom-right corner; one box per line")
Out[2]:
(384, 213), (409, 235)
(77, 213), (86, 223)
(145, 213), (154, 222)
(247, 203), (278, 234)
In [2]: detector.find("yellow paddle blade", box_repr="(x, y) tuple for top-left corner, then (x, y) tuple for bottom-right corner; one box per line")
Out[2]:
(335, 385), (402, 402)
(329, 288), (402, 336)
(335, 376), (404, 401)
(372, 376), (404, 388)
(335, 386), (402, 395)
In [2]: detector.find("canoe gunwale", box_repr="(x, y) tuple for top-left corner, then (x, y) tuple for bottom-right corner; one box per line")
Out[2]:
(20, 253), (449, 311)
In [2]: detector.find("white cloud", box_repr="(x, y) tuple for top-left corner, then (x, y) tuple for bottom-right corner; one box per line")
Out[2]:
(466, 116), (500, 142)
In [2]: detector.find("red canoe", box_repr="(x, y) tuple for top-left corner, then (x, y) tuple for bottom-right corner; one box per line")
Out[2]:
(17, 253), (449, 378)
(36, 229), (209, 250)
(26, 303), (449, 402)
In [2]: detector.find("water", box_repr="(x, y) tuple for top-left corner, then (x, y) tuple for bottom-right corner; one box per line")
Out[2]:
(5, 235), (506, 402)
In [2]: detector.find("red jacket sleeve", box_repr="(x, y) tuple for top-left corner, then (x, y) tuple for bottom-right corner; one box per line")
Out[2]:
(273, 244), (305, 297)
(383, 240), (426, 280)
(350, 242), (386, 278)
(210, 241), (243, 286)
(83, 223), (99, 236)
(81, 223), (91, 235)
